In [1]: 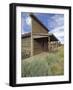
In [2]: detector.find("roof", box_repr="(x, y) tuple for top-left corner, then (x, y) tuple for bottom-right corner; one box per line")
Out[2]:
(22, 32), (59, 41)
(49, 33), (58, 41)
(22, 32), (31, 38)
(30, 14), (49, 32)
(21, 32), (48, 39)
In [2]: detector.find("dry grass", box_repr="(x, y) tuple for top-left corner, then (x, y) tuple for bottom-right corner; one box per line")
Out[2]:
(21, 46), (64, 77)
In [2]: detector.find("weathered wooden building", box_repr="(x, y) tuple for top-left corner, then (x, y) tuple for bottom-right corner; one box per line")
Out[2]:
(21, 14), (49, 59)
(48, 33), (59, 52)
(21, 14), (59, 59)
(31, 14), (49, 55)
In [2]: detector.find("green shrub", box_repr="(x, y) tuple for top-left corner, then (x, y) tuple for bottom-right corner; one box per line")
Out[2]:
(22, 58), (50, 77)
(22, 46), (64, 77)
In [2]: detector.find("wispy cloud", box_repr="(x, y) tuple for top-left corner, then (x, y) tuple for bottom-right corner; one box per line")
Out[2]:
(50, 26), (64, 33)
(47, 14), (64, 30)
(48, 14), (64, 44)
(25, 16), (31, 25)
(21, 12), (31, 34)
(50, 26), (64, 44)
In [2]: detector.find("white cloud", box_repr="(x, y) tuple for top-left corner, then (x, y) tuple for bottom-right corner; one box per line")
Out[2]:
(48, 14), (64, 30)
(52, 14), (64, 26)
(50, 26), (64, 33)
(49, 14), (64, 44)
(21, 16), (32, 34)
(25, 16), (31, 25)
(50, 26), (64, 44)
(21, 18), (25, 34)
(21, 31), (29, 35)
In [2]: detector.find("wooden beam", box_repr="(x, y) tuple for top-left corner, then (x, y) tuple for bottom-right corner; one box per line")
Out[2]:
(48, 36), (50, 52)
(33, 35), (48, 39)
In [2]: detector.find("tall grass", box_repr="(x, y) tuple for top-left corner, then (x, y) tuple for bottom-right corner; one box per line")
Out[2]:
(22, 46), (64, 77)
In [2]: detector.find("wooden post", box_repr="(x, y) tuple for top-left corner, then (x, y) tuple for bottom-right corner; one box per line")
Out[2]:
(31, 19), (33, 56)
(31, 35), (33, 56)
(48, 36), (50, 52)
(56, 41), (57, 50)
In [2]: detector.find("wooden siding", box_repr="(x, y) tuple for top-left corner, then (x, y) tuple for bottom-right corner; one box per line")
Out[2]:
(33, 34), (48, 39)
(48, 41), (58, 52)
(32, 17), (48, 34)
(33, 38), (48, 55)
(31, 15), (49, 55)
(21, 37), (31, 59)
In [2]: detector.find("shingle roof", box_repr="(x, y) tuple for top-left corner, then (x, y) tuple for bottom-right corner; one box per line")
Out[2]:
(49, 33), (58, 41)
(22, 32), (31, 38)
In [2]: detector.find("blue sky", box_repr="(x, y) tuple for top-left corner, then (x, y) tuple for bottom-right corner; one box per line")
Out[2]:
(21, 12), (64, 44)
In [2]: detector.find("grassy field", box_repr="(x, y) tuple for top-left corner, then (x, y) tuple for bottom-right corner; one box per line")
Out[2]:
(21, 46), (64, 77)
